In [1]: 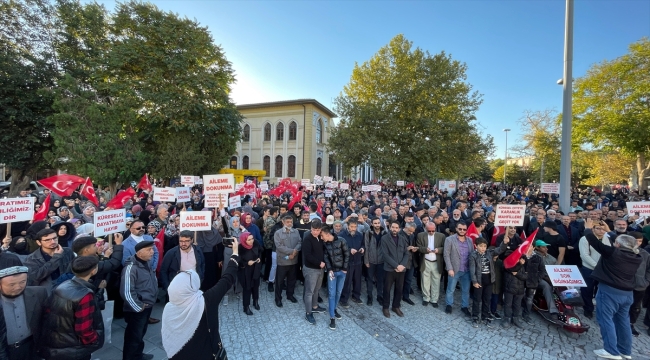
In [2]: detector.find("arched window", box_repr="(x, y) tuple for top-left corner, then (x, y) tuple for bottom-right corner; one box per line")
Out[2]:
(316, 157), (322, 176)
(275, 155), (283, 178)
(230, 156), (237, 169)
(316, 119), (322, 144)
(263, 156), (270, 175)
(276, 123), (284, 141)
(289, 121), (297, 141)
(288, 155), (296, 178)
(242, 156), (249, 170)
(242, 124), (250, 142)
(264, 123), (271, 141)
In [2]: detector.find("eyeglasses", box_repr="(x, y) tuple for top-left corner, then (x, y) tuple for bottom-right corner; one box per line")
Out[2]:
(457, 228), (467, 232)
(132, 227), (145, 230)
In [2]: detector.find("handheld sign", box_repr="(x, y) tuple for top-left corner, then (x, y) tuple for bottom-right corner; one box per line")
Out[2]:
(203, 174), (235, 195)
(181, 175), (195, 186)
(541, 183), (560, 194)
(176, 187), (191, 202)
(361, 185), (369, 192)
(396, 181), (405, 186)
(494, 204), (526, 227)
(229, 195), (241, 209)
(325, 189), (333, 198)
(323, 176), (332, 182)
(301, 179), (310, 187)
(546, 265), (586, 287)
(314, 175), (322, 182)
(0, 197), (35, 223)
(438, 180), (457, 192)
(180, 211), (212, 231)
(259, 183), (269, 191)
(153, 187), (176, 202)
(339, 183), (349, 190)
(331, 181), (339, 188)
(204, 193), (227, 208)
(626, 201), (650, 217)
(94, 209), (126, 237)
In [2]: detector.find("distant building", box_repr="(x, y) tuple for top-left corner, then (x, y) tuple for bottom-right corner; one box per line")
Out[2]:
(506, 156), (534, 169)
(231, 99), (336, 183)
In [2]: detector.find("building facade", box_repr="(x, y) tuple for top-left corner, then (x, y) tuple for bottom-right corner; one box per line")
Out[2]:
(230, 99), (336, 183)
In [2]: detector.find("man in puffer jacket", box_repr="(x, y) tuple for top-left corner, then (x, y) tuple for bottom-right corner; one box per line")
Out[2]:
(322, 225), (349, 330)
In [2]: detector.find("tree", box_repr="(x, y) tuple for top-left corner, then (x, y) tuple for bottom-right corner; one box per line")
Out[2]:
(492, 163), (527, 185)
(0, 0), (58, 196)
(511, 110), (562, 183)
(579, 151), (633, 189)
(328, 35), (493, 181)
(573, 38), (650, 190)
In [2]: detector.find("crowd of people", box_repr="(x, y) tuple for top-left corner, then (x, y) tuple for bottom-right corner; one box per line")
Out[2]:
(0, 180), (649, 359)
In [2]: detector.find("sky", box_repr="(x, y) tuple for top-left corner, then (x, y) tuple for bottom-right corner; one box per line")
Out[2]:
(91, 0), (650, 160)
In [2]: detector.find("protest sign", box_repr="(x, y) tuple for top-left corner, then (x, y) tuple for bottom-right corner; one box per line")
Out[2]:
(315, 180), (323, 186)
(153, 187), (176, 202)
(229, 195), (241, 209)
(396, 181), (405, 186)
(438, 180), (457, 192)
(339, 183), (349, 190)
(372, 185), (382, 192)
(235, 183), (244, 192)
(626, 201), (650, 217)
(179, 211), (212, 231)
(94, 209), (126, 237)
(314, 175), (322, 182)
(546, 265), (586, 287)
(331, 181), (339, 188)
(541, 183), (560, 194)
(181, 175), (195, 186)
(0, 197), (34, 224)
(301, 179), (310, 187)
(494, 204), (526, 226)
(260, 183), (268, 191)
(323, 176), (332, 182)
(204, 193), (227, 208)
(361, 185), (369, 192)
(203, 174), (235, 195)
(176, 187), (191, 202)
(325, 182), (334, 188)
(325, 189), (333, 197)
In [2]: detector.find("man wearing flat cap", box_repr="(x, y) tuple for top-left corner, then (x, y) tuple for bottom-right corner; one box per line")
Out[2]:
(40, 256), (103, 360)
(120, 240), (157, 360)
(0, 266), (47, 360)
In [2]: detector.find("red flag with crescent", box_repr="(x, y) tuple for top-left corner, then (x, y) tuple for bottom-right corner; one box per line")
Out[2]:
(504, 228), (539, 269)
(38, 175), (85, 197)
(80, 177), (99, 206)
(491, 226), (505, 247)
(106, 188), (136, 209)
(33, 193), (50, 222)
(137, 174), (152, 193)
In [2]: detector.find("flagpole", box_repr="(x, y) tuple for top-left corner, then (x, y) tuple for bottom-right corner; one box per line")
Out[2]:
(108, 233), (113, 246)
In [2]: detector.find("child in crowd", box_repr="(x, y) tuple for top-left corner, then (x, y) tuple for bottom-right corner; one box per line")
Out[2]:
(469, 238), (505, 327)
(502, 255), (528, 328)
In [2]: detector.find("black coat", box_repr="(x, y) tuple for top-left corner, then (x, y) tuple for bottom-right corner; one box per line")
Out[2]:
(324, 234), (349, 272)
(524, 253), (549, 289)
(504, 262), (528, 295)
(160, 245), (206, 290)
(237, 242), (261, 290)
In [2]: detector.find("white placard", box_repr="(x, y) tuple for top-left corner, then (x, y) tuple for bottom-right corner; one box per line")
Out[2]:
(323, 176), (332, 182)
(153, 187), (176, 202)
(179, 211), (212, 231)
(314, 175), (322, 182)
(203, 174), (235, 195)
(340, 183), (349, 190)
(204, 193), (227, 208)
(195, 177), (203, 185)
(94, 209), (126, 237)
(0, 197), (34, 224)
(325, 189), (333, 198)
(325, 182), (334, 188)
(546, 265), (586, 287)
(438, 180), (457, 192)
(494, 204), (526, 227)
(396, 181), (405, 186)
(235, 183), (244, 191)
(626, 201), (650, 217)
(541, 183), (560, 194)
(229, 195), (241, 209)
(371, 185), (381, 192)
(181, 175), (195, 186)
(315, 180), (323, 186)
(260, 183), (269, 191)
(301, 179), (310, 187)
(361, 185), (369, 192)
(331, 181), (339, 188)
(176, 187), (191, 202)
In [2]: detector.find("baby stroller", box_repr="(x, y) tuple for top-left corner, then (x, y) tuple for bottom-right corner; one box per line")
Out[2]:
(532, 286), (590, 334)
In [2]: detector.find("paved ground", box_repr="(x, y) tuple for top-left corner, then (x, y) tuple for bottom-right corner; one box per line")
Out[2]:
(94, 279), (650, 360)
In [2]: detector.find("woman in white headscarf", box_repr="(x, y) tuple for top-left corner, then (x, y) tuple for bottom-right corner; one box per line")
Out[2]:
(162, 238), (240, 360)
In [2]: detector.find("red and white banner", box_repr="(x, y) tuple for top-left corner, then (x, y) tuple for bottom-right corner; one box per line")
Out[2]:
(176, 187), (191, 202)
(396, 181), (405, 186)
(495, 204), (526, 227)
(325, 189), (333, 198)
(626, 201), (650, 217)
(94, 209), (126, 237)
(438, 180), (457, 192)
(181, 175), (195, 186)
(203, 174), (235, 195)
(0, 197), (34, 223)
(153, 187), (176, 202)
(179, 211), (212, 231)
(546, 265), (586, 287)
(541, 183), (560, 194)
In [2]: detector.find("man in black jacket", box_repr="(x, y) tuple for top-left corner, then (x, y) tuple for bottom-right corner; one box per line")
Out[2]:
(160, 231), (206, 291)
(381, 221), (409, 318)
(302, 220), (326, 325)
(321, 225), (349, 330)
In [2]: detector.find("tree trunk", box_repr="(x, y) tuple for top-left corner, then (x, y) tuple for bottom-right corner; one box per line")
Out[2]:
(636, 153), (650, 192)
(8, 169), (31, 197)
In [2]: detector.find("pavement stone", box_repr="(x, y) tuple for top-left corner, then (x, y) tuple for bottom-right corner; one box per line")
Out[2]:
(91, 276), (650, 359)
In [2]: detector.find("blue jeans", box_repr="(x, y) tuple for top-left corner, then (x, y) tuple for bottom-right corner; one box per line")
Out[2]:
(596, 283), (633, 356)
(328, 271), (346, 318)
(445, 270), (470, 308)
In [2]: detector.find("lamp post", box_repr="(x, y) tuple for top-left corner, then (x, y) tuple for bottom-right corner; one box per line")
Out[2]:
(503, 128), (511, 185)
(559, 0), (574, 213)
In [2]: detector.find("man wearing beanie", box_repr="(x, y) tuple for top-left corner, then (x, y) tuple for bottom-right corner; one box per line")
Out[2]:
(120, 240), (157, 360)
(40, 256), (104, 360)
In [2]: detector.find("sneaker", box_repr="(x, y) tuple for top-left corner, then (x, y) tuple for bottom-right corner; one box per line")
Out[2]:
(621, 356), (632, 360)
(311, 306), (326, 314)
(631, 325), (639, 337)
(484, 313), (495, 321)
(329, 318), (336, 330)
(492, 312), (502, 320)
(305, 313), (316, 325)
(222, 295), (228, 306)
(461, 307), (472, 317)
(472, 318), (480, 328)
(351, 297), (363, 305)
(334, 309), (342, 320)
(593, 349), (622, 359)
(485, 319), (494, 328)
(268, 282), (274, 292)
(340, 302), (350, 309)
(445, 305), (452, 314)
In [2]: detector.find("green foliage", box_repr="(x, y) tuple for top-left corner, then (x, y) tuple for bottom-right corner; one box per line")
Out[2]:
(492, 163), (528, 184)
(329, 34), (493, 181)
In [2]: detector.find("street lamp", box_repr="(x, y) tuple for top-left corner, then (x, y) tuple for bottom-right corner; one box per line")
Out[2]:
(559, 0), (574, 213)
(503, 128), (511, 185)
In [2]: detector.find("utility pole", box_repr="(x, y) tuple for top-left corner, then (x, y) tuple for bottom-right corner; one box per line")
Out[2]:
(503, 128), (511, 185)
(559, 0), (574, 212)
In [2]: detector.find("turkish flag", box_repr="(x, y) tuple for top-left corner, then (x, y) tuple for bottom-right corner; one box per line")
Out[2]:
(38, 174), (85, 197)
(155, 226), (165, 275)
(80, 177), (99, 206)
(520, 230), (527, 240)
(288, 191), (303, 210)
(504, 228), (539, 269)
(137, 174), (152, 193)
(33, 193), (50, 222)
(491, 226), (505, 247)
(466, 221), (481, 242)
(106, 188), (136, 209)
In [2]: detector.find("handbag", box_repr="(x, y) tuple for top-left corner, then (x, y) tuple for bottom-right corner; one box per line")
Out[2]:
(204, 305), (227, 360)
